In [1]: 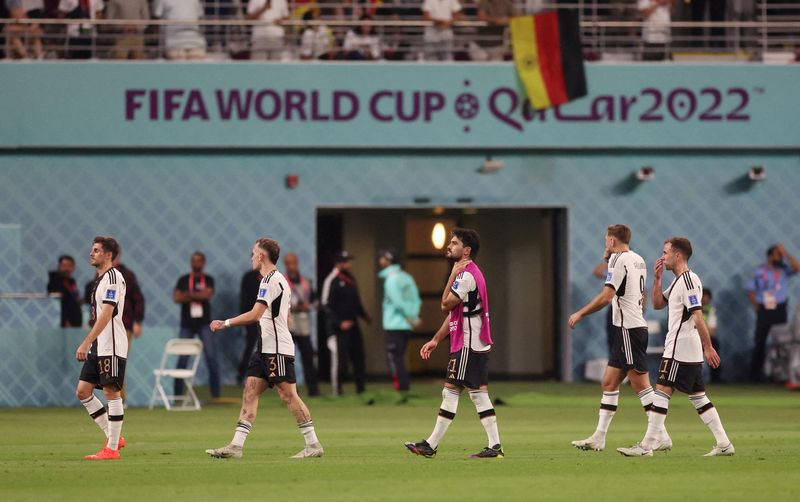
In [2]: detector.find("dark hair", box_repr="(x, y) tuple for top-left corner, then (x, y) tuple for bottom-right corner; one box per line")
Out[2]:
(191, 251), (206, 261)
(58, 254), (75, 265)
(767, 245), (779, 258)
(666, 237), (693, 261)
(703, 288), (713, 300)
(607, 224), (631, 244)
(256, 238), (281, 264)
(93, 236), (120, 260)
(355, 14), (372, 35)
(452, 227), (480, 258)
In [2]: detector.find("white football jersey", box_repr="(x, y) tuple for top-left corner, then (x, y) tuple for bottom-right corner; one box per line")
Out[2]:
(662, 270), (704, 363)
(90, 267), (127, 358)
(451, 270), (490, 352)
(256, 270), (294, 356)
(605, 251), (647, 329)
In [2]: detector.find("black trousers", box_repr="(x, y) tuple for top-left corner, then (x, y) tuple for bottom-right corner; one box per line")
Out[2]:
(691, 0), (726, 48)
(751, 302), (788, 382)
(236, 324), (260, 384)
(293, 334), (320, 396)
(336, 324), (366, 394)
(385, 330), (411, 392)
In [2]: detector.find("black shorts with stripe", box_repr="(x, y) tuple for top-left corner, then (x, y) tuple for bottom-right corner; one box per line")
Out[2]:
(608, 326), (648, 373)
(246, 352), (296, 387)
(445, 348), (489, 389)
(79, 355), (126, 390)
(657, 358), (705, 394)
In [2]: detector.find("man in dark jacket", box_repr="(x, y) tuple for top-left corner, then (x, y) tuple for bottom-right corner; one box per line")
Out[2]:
(48, 255), (83, 327)
(321, 251), (370, 395)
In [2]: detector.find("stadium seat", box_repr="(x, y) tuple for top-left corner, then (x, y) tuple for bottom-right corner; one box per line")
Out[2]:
(148, 339), (204, 411)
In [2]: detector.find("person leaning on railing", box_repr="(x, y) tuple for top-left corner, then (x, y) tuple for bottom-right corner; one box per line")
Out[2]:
(151, 0), (206, 60)
(105, 0), (149, 60)
(6, 0), (45, 59)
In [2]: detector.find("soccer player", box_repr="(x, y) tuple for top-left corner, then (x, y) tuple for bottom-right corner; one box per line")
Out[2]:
(568, 225), (671, 452)
(75, 236), (128, 461)
(205, 238), (323, 459)
(618, 237), (734, 457)
(404, 228), (503, 459)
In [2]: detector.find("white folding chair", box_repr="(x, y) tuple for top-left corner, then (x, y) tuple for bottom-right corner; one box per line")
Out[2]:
(149, 338), (204, 411)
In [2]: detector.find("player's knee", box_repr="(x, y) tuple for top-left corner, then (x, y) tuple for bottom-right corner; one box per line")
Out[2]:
(75, 388), (91, 401)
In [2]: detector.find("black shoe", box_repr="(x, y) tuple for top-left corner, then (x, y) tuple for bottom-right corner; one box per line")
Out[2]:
(470, 444), (504, 459)
(404, 439), (436, 458)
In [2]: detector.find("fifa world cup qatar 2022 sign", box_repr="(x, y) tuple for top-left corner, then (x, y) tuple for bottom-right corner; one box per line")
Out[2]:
(3, 63), (799, 148)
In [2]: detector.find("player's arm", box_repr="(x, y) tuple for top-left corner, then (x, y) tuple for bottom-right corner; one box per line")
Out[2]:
(420, 316), (450, 360)
(568, 286), (616, 328)
(173, 287), (189, 304)
(651, 257), (667, 310)
(692, 309), (720, 368)
(442, 260), (469, 310)
(210, 301), (267, 332)
(75, 303), (114, 361)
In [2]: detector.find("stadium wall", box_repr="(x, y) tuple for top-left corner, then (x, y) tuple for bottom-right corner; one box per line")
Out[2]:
(1, 64), (799, 406)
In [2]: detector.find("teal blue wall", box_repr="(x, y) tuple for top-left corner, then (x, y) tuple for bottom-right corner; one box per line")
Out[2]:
(2, 152), (799, 401)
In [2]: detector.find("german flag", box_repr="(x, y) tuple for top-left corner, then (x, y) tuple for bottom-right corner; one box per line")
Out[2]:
(510, 10), (587, 110)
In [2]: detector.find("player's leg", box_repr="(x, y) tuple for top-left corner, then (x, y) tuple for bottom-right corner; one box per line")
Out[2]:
(102, 385), (124, 451)
(572, 365), (625, 451)
(619, 363), (674, 457)
(628, 369), (671, 450)
(405, 382), (461, 457)
(206, 376), (268, 459)
(76, 379), (108, 439)
(684, 369), (734, 456)
(468, 384), (504, 459)
(276, 381), (324, 458)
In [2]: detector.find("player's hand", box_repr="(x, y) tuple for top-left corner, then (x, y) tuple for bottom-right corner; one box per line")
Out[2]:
(210, 319), (225, 332)
(603, 248), (612, 262)
(704, 346), (720, 368)
(420, 340), (438, 360)
(654, 257), (664, 281)
(451, 259), (469, 277)
(567, 312), (582, 329)
(340, 320), (354, 330)
(132, 322), (143, 338)
(76, 342), (91, 361)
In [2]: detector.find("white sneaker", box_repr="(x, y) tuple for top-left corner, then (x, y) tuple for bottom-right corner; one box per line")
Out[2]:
(290, 442), (324, 459)
(571, 435), (605, 451)
(617, 443), (653, 457)
(703, 443), (735, 457)
(653, 434), (673, 451)
(205, 444), (243, 459)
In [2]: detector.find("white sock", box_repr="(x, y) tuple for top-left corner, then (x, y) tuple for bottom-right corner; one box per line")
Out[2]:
(642, 389), (670, 449)
(426, 388), (460, 448)
(690, 393), (730, 446)
(298, 420), (319, 447)
(231, 420), (252, 447)
(81, 395), (109, 437)
(106, 398), (124, 450)
(469, 390), (501, 447)
(638, 387), (667, 437)
(595, 391), (619, 438)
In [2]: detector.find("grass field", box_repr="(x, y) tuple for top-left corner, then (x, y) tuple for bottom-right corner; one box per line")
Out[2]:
(1, 382), (798, 501)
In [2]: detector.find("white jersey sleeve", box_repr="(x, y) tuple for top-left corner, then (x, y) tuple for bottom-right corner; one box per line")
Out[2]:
(451, 271), (476, 302)
(682, 273), (703, 313)
(605, 253), (626, 291)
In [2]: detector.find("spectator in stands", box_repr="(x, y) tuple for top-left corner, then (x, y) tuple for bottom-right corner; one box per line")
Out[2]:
(203, 0), (236, 53)
(688, 0), (726, 48)
(58, 0), (103, 59)
(246, 0), (290, 60)
(299, 9), (335, 60)
(343, 14), (381, 60)
(106, 0), (149, 60)
(47, 255), (82, 328)
(746, 243), (799, 383)
(702, 288), (721, 382)
(152, 0), (207, 60)
(470, 0), (516, 61)
(375, 0), (417, 61)
(422, 0), (462, 61)
(6, 0), (45, 59)
(638, 0), (673, 61)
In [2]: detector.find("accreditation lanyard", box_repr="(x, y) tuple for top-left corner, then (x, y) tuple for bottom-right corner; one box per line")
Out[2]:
(188, 273), (206, 318)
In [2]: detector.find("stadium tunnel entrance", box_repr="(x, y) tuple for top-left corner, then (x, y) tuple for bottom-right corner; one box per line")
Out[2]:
(316, 207), (569, 382)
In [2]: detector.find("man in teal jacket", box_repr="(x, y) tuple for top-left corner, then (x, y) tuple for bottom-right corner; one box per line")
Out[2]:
(378, 248), (422, 397)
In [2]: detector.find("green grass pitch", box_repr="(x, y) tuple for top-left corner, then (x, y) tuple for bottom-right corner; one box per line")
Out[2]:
(1, 382), (798, 501)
